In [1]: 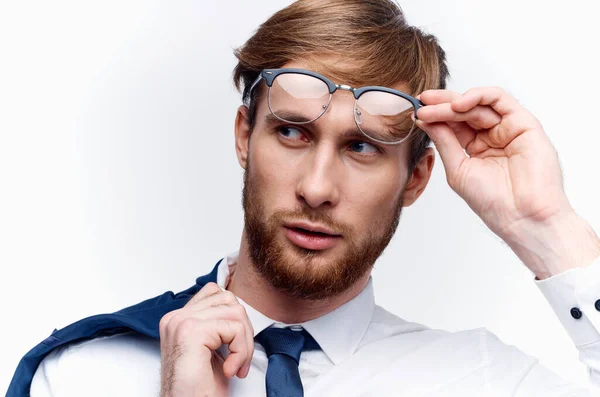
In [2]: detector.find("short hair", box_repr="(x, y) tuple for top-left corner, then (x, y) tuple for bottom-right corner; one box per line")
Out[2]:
(233, 0), (449, 174)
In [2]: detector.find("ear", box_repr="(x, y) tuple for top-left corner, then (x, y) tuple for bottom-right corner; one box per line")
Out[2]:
(402, 147), (435, 207)
(234, 105), (251, 169)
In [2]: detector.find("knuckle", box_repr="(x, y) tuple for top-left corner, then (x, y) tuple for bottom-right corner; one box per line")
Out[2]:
(230, 320), (245, 335)
(159, 310), (179, 333)
(222, 290), (238, 304)
(169, 311), (186, 327)
(203, 282), (221, 294)
(188, 292), (204, 306)
(474, 110), (486, 123)
(221, 318), (241, 335)
(491, 86), (504, 95)
(231, 304), (248, 320)
(159, 312), (172, 331)
(175, 316), (201, 340)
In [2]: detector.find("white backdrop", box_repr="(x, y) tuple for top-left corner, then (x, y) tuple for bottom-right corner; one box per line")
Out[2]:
(2, 0), (600, 392)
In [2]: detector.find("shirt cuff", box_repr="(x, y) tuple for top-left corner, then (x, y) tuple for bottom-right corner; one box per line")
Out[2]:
(536, 254), (600, 346)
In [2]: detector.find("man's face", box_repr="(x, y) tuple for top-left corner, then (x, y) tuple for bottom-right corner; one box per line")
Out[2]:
(238, 61), (422, 301)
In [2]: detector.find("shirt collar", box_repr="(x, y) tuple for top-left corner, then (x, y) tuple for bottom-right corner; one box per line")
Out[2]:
(216, 251), (375, 365)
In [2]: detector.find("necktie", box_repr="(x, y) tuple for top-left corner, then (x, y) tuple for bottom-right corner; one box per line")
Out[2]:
(255, 327), (320, 397)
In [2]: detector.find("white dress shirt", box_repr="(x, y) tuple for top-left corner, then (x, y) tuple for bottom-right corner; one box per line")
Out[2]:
(30, 251), (600, 396)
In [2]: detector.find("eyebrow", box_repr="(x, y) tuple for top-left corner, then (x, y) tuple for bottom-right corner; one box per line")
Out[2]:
(264, 112), (384, 143)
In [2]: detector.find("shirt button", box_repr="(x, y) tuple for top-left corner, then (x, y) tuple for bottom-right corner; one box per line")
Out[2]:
(595, 299), (600, 311)
(571, 307), (583, 319)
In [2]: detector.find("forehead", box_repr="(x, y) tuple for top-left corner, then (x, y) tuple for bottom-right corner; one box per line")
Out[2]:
(281, 59), (412, 94)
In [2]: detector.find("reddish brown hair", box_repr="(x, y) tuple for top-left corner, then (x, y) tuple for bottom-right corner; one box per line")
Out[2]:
(233, 0), (449, 173)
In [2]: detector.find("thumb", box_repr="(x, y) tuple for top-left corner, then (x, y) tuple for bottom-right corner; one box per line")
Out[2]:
(416, 119), (467, 177)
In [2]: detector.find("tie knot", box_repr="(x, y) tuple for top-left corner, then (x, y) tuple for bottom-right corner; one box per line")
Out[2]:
(255, 327), (319, 364)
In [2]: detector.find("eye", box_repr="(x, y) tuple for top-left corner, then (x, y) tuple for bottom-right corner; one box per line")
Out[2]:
(277, 126), (305, 141)
(348, 141), (380, 154)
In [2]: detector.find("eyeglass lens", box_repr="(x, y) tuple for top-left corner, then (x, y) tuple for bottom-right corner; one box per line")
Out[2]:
(267, 72), (416, 144)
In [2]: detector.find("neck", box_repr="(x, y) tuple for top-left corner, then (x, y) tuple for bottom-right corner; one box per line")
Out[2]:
(227, 230), (370, 324)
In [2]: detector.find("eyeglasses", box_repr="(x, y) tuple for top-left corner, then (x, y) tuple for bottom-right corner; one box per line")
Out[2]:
(248, 68), (425, 145)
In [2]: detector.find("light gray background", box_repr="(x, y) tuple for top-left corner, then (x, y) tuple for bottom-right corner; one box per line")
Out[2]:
(2, 0), (600, 392)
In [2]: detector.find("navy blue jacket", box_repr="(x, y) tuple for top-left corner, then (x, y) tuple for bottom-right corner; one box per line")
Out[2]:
(6, 260), (221, 397)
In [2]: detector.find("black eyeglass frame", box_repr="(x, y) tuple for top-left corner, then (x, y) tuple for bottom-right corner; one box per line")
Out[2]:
(248, 68), (426, 145)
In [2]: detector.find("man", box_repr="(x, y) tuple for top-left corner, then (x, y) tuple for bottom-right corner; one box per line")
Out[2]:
(7, 0), (600, 396)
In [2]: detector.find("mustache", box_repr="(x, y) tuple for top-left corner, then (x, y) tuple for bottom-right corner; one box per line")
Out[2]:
(271, 208), (353, 236)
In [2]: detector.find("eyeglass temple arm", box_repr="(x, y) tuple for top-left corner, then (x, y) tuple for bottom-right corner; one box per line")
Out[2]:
(248, 74), (263, 96)
(414, 100), (426, 119)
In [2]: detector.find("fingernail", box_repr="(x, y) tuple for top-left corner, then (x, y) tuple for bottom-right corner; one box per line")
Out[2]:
(410, 111), (416, 121)
(415, 119), (425, 129)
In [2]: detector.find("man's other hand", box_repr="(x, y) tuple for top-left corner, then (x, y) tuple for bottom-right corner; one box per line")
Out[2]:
(159, 282), (254, 397)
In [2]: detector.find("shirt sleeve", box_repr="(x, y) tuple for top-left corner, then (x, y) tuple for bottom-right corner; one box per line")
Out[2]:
(534, 254), (600, 389)
(479, 330), (593, 396)
(29, 332), (161, 397)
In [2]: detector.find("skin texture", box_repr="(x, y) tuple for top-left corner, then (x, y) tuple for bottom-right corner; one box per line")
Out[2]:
(159, 283), (253, 397)
(159, 60), (435, 396)
(229, 60), (434, 322)
(414, 88), (600, 279)
(159, 64), (600, 396)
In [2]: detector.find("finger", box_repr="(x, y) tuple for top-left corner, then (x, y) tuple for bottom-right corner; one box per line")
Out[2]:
(211, 303), (254, 379)
(465, 130), (496, 156)
(187, 282), (223, 306)
(182, 304), (254, 379)
(446, 121), (477, 149)
(451, 86), (522, 117)
(215, 319), (250, 379)
(189, 289), (239, 310)
(416, 103), (502, 130)
(237, 306), (254, 379)
(452, 87), (545, 146)
(415, 119), (467, 178)
(162, 316), (246, 391)
(191, 318), (249, 379)
(418, 89), (461, 106)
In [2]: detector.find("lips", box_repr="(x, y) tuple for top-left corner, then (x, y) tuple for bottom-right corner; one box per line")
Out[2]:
(283, 221), (342, 251)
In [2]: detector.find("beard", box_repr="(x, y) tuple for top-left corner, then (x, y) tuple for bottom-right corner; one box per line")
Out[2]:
(242, 159), (406, 301)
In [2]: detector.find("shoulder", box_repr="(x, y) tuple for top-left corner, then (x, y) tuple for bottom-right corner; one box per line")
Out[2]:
(366, 305), (536, 364)
(358, 307), (546, 393)
(360, 305), (446, 347)
(31, 332), (161, 397)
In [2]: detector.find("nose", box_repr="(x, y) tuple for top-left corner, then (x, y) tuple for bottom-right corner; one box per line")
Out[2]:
(296, 146), (341, 209)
